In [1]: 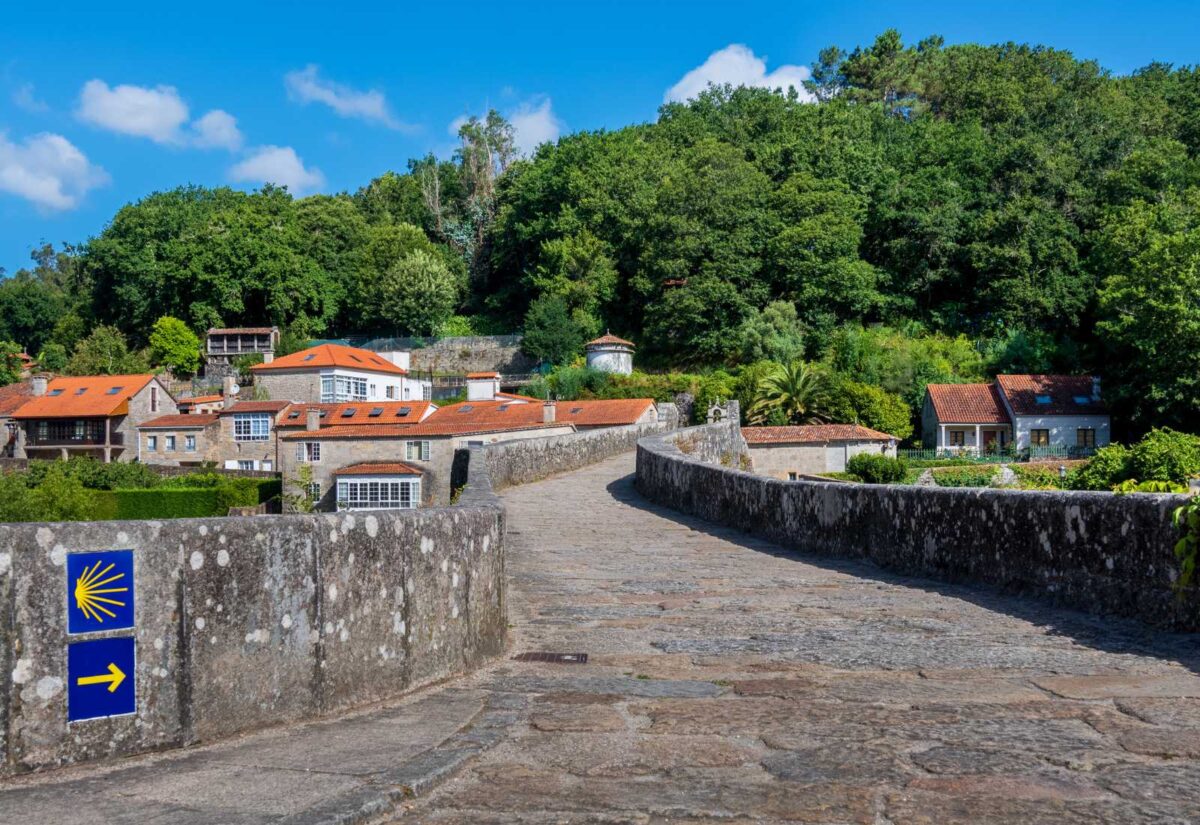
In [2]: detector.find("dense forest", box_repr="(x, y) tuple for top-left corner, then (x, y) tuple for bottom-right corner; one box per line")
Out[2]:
(2, 31), (1199, 435)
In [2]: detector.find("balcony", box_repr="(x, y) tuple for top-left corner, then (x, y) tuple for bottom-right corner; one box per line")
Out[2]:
(26, 421), (124, 448)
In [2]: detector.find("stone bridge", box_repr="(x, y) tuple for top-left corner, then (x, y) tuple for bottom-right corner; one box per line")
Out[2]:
(3, 451), (1200, 822)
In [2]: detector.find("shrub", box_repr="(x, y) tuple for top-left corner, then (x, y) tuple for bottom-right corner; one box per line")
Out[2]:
(95, 489), (222, 520)
(846, 453), (907, 484)
(1011, 466), (1069, 490)
(23, 457), (160, 490)
(1128, 428), (1200, 484)
(1070, 443), (1132, 490)
(932, 466), (997, 487)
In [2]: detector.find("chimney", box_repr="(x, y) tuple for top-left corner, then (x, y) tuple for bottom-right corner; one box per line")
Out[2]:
(466, 372), (499, 402)
(222, 376), (238, 409)
(31, 374), (48, 397)
(263, 352), (274, 364)
(1092, 376), (1102, 402)
(543, 399), (557, 424)
(306, 408), (321, 432)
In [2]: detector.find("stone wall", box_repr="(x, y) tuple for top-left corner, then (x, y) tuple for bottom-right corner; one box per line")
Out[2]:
(636, 421), (1200, 630)
(0, 456), (505, 775)
(368, 335), (537, 376)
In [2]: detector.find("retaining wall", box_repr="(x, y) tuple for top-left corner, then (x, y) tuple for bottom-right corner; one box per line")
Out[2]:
(637, 421), (1200, 630)
(0, 448), (505, 775)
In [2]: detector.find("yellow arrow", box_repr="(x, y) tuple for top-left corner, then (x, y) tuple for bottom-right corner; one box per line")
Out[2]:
(76, 663), (126, 693)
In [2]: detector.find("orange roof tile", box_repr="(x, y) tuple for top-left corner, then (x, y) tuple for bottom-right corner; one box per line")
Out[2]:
(466, 371), (499, 379)
(995, 374), (1106, 416)
(277, 401), (436, 426)
(0, 381), (34, 417)
(281, 421), (569, 440)
(556, 399), (655, 426)
(208, 327), (277, 335)
(220, 400), (292, 415)
(11, 375), (157, 419)
(741, 424), (897, 444)
(335, 462), (424, 476)
(585, 332), (635, 348)
(926, 384), (1010, 425)
(139, 414), (219, 429)
(250, 343), (406, 375)
(178, 394), (223, 406)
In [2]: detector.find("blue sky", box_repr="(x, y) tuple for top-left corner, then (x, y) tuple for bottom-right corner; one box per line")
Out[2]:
(1, 0), (1198, 275)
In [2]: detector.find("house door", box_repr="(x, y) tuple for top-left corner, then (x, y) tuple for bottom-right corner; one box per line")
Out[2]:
(982, 430), (998, 451)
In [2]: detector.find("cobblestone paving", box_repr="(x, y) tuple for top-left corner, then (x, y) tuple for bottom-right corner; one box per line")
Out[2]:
(394, 453), (1200, 823)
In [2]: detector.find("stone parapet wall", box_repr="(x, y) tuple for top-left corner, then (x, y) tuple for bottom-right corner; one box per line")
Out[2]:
(0, 462), (505, 775)
(637, 422), (1200, 631)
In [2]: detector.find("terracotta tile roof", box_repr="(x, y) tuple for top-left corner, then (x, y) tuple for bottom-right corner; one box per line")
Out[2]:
(925, 383), (1010, 425)
(18, 353), (36, 368)
(208, 327), (277, 335)
(996, 374), (1106, 416)
(741, 424), (897, 444)
(139, 414), (219, 429)
(586, 332), (635, 348)
(281, 421), (570, 440)
(220, 400), (292, 414)
(557, 399), (655, 427)
(335, 462), (424, 476)
(178, 394), (223, 406)
(466, 371), (499, 379)
(276, 401), (436, 426)
(11, 375), (158, 419)
(496, 391), (541, 402)
(250, 343), (406, 375)
(0, 381), (34, 417)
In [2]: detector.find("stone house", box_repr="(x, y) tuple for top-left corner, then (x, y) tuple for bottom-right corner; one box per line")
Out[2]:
(137, 399), (292, 470)
(137, 414), (220, 466)
(204, 326), (279, 378)
(9, 374), (176, 463)
(250, 343), (432, 404)
(177, 394), (225, 415)
(0, 381), (34, 458)
(923, 375), (1110, 455)
(742, 425), (898, 479)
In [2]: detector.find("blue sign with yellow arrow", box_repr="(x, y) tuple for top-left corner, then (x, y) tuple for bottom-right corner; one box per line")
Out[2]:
(67, 636), (136, 722)
(67, 550), (134, 634)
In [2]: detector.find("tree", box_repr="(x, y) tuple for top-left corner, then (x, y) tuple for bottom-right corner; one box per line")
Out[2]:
(738, 301), (808, 363)
(747, 361), (832, 425)
(377, 250), (459, 336)
(527, 231), (618, 335)
(824, 377), (915, 441)
(521, 295), (587, 366)
(37, 343), (68, 374)
(0, 341), (23, 386)
(149, 316), (201, 377)
(65, 326), (150, 376)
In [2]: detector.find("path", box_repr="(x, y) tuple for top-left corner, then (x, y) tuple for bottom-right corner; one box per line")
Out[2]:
(3, 452), (1200, 823)
(392, 453), (1200, 823)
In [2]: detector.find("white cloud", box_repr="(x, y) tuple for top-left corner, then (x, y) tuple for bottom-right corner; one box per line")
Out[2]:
(191, 109), (243, 151)
(0, 132), (109, 211)
(509, 98), (562, 155)
(228, 145), (324, 194)
(77, 79), (190, 143)
(665, 44), (814, 103)
(284, 65), (413, 131)
(12, 83), (48, 113)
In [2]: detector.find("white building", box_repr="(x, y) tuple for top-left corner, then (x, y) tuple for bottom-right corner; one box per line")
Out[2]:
(922, 374), (1110, 455)
(585, 333), (635, 375)
(743, 425), (898, 478)
(249, 343), (432, 404)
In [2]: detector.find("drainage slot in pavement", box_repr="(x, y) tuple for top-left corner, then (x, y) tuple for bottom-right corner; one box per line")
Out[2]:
(512, 652), (589, 664)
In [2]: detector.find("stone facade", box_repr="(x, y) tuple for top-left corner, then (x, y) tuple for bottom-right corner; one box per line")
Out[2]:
(254, 371), (323, 403)
(747, 439), (895, 478)
(637, 421), (1200, 631)
(138, 419), (220, 466)
(365, 335), (537, 376)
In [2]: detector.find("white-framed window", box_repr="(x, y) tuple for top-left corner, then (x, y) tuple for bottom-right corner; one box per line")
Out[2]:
(262, 461), (272, 471)
(421, 383), (431, 401)
(336, 477), (420, 510)
(296, 441), (321, 463)
(307, 482), (321, 502)
(150, 385), (159, 413)
(386, 385), (397, 400)
(146, 435), (158, 451)
(185, 435), (196, 451)
(1076, 428), (1096, 448)
(237, 460), (255, 470)
(165, 435), (176, 451)
(320, 375), (335, 403)
(369, 383), (376, 398)
(234, 413), (271, 441)
(405, 440), (431, 461)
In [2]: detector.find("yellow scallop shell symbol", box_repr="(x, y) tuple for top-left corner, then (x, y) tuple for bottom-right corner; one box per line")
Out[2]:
(73, 561), (129, 623)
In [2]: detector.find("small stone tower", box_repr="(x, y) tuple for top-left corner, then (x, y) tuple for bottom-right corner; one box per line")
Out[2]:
(584, 332), (635, 376)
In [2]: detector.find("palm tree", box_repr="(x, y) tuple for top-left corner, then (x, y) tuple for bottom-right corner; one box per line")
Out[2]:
(747, 361), (830, 425)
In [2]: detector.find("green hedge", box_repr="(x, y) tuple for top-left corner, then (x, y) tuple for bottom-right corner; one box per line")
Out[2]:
(91, 479), (280, 521)
(932, 466), (998, 487)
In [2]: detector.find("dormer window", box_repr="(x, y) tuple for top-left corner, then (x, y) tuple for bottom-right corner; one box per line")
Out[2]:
(106, 386), (123, 395)
(75, 388), (87, 396)
(369, 407), (383, 417)
(1073, 395), (1090, 405)
(459, 405), (473, 413)
(287, 411), (301, 419)
(303, 353), (317, 361)
(341, 408), (357, 418)
(396, 406), (411, 417)
(1035, 394), (1051, 405)
(571, 407), (583, 414)
(48, 389), (64, 396)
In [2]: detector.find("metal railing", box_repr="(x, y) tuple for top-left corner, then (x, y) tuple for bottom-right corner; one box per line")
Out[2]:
(899, 445), (1094, 463)
(26, 424), (124, 447)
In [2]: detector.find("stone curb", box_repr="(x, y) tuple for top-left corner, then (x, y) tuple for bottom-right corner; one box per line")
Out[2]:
(277, 692), (527, 825)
